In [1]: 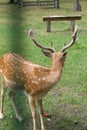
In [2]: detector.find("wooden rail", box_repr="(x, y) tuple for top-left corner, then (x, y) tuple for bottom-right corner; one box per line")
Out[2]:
(18, 0), (59, 8)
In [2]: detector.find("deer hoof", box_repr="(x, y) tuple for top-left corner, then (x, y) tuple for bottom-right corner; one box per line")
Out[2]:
(42, 113), (51, 118)
(0, 111), (4, 119)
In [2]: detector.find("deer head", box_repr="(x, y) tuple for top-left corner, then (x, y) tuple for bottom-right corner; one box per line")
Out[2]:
(29, 25), (78, 69)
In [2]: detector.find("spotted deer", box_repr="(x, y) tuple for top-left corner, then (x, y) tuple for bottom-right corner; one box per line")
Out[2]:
(0, 25), (78, 130)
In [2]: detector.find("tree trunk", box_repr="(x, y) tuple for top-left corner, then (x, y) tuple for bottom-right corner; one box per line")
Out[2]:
(74, 0), (81, 11)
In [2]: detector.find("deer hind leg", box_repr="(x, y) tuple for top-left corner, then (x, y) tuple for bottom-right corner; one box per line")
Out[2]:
(9, 91), (23, 122)
(37, 99), (46, 130)
(28, 96), (37, 130)
(0, 78), (5, 119)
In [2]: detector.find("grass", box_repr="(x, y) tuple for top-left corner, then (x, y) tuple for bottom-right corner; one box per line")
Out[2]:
(0, 0), (87, 130)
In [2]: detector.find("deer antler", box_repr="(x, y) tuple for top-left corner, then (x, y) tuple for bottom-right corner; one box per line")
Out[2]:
(28, 29), (55, 53)
(61, 25), (78, 52)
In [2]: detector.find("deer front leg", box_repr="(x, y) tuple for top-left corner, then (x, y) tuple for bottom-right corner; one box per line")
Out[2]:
(37, 99), (46, 130)
(0, 78), (5, 119)
(28, 96), (37, 130)
(9, 91), (23, 122)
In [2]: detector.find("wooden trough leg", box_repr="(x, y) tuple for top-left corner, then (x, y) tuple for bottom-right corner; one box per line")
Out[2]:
(71, 20), (75, 31)
(46, 20), (51, 32)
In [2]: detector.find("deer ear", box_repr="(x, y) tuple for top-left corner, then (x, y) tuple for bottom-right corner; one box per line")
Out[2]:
(41, 50), (52, 57)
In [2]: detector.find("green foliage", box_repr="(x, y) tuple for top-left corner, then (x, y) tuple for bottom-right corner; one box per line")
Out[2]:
(0, 0), (87, 130)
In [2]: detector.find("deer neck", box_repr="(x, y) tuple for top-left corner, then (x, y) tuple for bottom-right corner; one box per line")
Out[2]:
(51, 59), (63, 73)
(48, 58), (64, 83)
